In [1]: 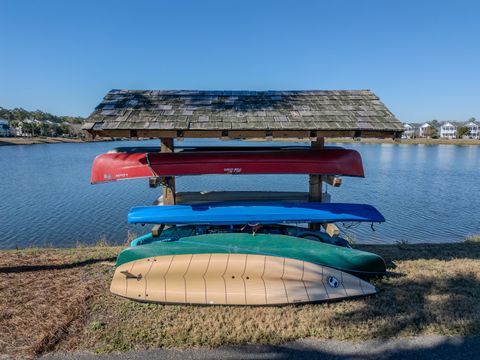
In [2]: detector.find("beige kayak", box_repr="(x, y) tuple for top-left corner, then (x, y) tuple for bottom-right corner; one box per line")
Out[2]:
(111, 253), (377, 305)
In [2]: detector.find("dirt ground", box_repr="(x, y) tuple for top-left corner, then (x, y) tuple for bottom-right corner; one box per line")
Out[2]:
(1, 243), (479, 358)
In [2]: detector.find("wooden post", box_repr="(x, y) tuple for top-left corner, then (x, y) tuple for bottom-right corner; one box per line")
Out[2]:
(161, 138), (176, 205)
(309, 138), (324, 230)
(151, 138), (176, 237)
(322, 223), (340, 237)
(324, 175), (342, 187)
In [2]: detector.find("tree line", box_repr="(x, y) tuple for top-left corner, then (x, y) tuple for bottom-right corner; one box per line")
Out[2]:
(0, 106), (85, 137)
(0, 106), (84, 124)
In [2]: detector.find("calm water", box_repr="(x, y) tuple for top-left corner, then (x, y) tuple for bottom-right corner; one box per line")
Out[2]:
(0, 139), (479, 249)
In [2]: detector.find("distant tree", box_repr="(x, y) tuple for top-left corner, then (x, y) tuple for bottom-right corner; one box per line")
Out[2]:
(9, 120), (19, 129)
(424, 124), (439, 138)
(40, 122), (50, 136)
(457, 126), (470, 138)
(31, 123), (41, 136)
(468, 117), (476, 122)
(22, 122), (32, 137)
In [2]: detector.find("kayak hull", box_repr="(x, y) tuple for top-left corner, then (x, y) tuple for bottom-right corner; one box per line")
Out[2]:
(128, 202), (386, 225)
(116, 234), (387, 275)
(111, 253), (377, 305)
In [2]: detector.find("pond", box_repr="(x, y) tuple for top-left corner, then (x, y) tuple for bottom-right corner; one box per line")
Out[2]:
(0, 139), (478, 248)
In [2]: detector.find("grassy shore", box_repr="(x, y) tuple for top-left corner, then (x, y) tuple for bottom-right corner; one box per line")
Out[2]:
(0, 137), (111, 146)
(1, 242), (480, 358)
(246, 137), (480, 145)
(325, 138), (480, 145)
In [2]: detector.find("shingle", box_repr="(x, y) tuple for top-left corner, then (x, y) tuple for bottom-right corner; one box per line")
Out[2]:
(156, 104), (173, 110)
(189, 121), (229, 130)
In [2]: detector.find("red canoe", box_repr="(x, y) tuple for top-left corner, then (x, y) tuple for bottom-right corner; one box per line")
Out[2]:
(91, 149), (364, 184)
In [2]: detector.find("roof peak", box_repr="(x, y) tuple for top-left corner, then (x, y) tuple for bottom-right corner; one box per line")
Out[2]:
(107, 89), (374, 97)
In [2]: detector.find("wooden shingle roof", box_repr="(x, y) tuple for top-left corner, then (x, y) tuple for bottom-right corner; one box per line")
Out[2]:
(84, 89), (403, 139)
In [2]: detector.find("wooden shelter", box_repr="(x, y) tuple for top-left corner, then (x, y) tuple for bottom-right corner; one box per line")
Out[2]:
(84, 89), (402, 232)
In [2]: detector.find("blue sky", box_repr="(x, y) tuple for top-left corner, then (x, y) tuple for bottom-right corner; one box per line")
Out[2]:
(1, 0), (479, 122)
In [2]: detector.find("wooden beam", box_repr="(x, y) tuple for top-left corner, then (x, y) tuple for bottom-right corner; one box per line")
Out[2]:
(94, 129), (132, 137)
(322, 223), (340, 237)
(160, 138), (176, 205)
(315, 130), (356, 138)
(149, 176), (166, 188)
(137, 130), (177, 138)
(227, 130), (268, 139)
(271, 130), (310, 138)
(324, 175), (342, 187)
(92, 128), (402, 140)
(182, 130), (224, 138)
(151, 224), (165, 237)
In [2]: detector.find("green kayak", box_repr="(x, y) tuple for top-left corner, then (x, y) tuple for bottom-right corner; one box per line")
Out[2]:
(117, 233), (386, 275)
(130, 224), (351, 248)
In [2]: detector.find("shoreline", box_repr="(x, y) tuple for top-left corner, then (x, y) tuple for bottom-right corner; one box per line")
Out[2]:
(326, 137), (480, 146)
(1, 136), (480, 147)
(0, 136), (113, 146)
(1, 241), (479, 358)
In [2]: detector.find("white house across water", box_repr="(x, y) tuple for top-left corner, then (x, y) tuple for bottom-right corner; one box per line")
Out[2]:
(418, 123), (433, 138)
(402, 123), (415, 138)
(439, 122), (457, 139)
(466, 121), (479, 139)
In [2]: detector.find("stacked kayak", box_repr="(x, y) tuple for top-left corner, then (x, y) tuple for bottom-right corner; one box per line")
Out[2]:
(117, 233), (386, 275)
(127, 202), (385, 225)
(91, 145), (387, 305)
(129, 223), (351, 247)
(112, 234), (380, 305)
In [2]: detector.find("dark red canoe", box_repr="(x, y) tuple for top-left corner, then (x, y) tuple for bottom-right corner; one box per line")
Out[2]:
(91, 149), (364, 184)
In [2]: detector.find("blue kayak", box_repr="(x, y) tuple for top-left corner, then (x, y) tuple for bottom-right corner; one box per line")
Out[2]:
(128, 202), (385, 225)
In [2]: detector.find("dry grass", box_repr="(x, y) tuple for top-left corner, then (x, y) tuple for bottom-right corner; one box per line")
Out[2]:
(0, 247), (119, 358)
(1, 243), (480, 358)
(464, 234), (480, 243)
